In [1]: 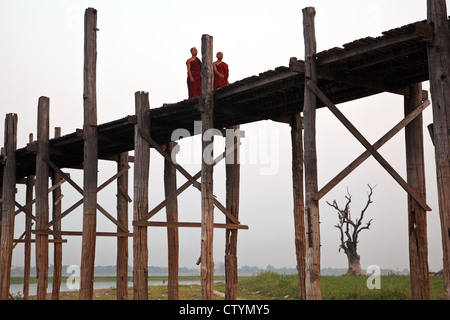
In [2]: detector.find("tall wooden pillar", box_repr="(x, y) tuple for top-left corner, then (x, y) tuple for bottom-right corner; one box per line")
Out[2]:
(133, 91), (150, 300)
(200, 34), (215, 300)
(404, 83), (430, 300)
(428, 0), (450, 300)
(0, 113), (18, 300)
(51, 127), (63, 300)
(225, 125), (240, 300)
(80, 8), (98, 300)
(164, 142), (179, 300)
(426, 0), (450, 300)
(23, 133), (34, 300)
(0, 148), (2, 247)
(117, 152), (129, 300)
(79, 7), (98, 300)
(291, 114), (307, 300)
(0, 148), (2, 243)
(35, 97), (50, 300)
(302, 7), (321, 300)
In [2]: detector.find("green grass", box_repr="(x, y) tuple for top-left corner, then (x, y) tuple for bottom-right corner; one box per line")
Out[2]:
(216, 272), (445, 300)
(12, 272), (445, 300)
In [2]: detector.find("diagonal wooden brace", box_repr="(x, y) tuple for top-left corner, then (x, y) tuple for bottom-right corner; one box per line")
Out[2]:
(14, 178), (66, 217)
(313, 98), (431, 201)
(307, 80), (431, 212)
(140, 135), (241, 223)
(138, 128), (201, 190)
(44, 157), (129, 232)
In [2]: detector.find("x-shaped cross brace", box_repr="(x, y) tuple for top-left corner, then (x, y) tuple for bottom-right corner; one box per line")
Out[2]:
(307, 80), (431, 212)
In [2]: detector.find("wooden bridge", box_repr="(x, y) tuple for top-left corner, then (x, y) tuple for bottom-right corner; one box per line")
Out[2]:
(0, 3), (449, 300)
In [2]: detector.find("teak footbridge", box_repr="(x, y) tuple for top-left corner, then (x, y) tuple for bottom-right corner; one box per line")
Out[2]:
(1, 4), (450, 300)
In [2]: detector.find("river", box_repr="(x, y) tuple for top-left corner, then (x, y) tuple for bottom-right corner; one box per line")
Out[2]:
(9, 279), (205, 297)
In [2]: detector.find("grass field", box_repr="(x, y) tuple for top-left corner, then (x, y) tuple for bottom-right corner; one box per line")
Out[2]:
(217, 272), (446, 300)
(14, 272), (446, 300)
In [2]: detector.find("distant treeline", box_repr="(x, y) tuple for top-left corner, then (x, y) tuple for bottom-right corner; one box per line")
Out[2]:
(11, 263), (411, 277)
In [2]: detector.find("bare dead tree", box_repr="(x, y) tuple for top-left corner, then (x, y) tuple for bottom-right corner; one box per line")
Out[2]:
(327, 185), (376, 276)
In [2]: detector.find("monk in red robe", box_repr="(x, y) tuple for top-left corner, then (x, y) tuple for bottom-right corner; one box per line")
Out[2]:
(186, 47), (202, 98)
(213, 51), (229, 90)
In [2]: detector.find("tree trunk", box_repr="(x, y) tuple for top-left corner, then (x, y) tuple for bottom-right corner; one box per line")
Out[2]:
(346, 253), (364, 276)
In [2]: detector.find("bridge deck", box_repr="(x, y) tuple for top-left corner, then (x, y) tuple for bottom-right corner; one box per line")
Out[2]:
(1, 18), (435, 182)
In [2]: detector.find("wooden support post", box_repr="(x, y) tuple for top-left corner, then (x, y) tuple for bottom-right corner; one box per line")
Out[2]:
(290, 114), (307, 300)
(200, 34), (215, 300)
(80, 7), (98, 300)
(164, 142), (179, 300)
(426, 0), (450, 300)
(225, 125), (240, 300)
(0, 155), (2, 255)
(116, 152), (129, 300)
(0, 150), (2, 244)
(23, 133), (34, 300)
(302, 7), (321, 300)
(0, 113), (18, 300)
(405, 83), (430, 300)
(35, 97), (50, 300)
(51, 127), (63, 300)
(133, 91), (150, 300)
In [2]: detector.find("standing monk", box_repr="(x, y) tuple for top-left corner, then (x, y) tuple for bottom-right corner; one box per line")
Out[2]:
(213, 51), (229, 90)
(186, 47), (202, 98)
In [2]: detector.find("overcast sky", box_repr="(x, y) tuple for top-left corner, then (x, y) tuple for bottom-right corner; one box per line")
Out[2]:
(0, 0), (447, 273)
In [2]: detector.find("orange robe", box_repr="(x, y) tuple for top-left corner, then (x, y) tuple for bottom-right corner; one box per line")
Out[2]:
(214, 62), (229, 90)
(187, 57), (202, 98)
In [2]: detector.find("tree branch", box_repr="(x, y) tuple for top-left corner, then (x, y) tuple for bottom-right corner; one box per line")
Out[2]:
(328, 185), (375, 255)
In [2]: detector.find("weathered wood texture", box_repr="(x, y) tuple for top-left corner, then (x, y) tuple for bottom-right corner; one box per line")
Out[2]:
(80, 8), (98, 300)
(0, 113), (17, 300)
(225, 125), (240, 300)
(23, 134), (34, 300)
(0, 150), (2, 245)
(426, 0), (450, 300)
(133, 91), (150, 300)
(51, 127), (63, 300)
(35, 97), (50, 300)
(405, 83), (430, 300)
(116, 152), (129, 300)
(302, 7), (322, 300)
(80, 7), (98, 300)
(200, 34), (215, 300)
(291, 114), (307, 300)
(314, 99), (430, 201)
(308, 80), (431, 212)
(164, 142), (179, 300)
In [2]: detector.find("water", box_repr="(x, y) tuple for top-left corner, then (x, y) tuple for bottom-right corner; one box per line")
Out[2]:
(10, 279), (206, 297)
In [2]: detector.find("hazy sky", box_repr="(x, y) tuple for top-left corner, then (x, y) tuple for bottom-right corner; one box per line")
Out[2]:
(0, 0), (446, 273)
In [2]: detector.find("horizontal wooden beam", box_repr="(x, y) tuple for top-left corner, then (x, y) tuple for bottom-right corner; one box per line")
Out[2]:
(14, 239), (67, 244)
(133, 221), (249, 230)
(33, 230), (133, 237)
